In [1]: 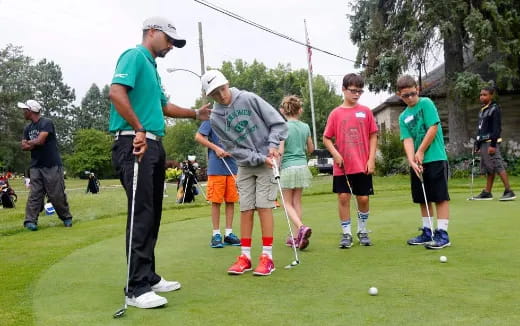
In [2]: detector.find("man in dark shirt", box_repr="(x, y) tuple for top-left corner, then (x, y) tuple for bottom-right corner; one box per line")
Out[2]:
(19, 99), (73, 230)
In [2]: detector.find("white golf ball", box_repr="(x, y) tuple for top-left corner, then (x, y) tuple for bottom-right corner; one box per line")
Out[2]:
(368, 287), (378, 296)
(440, 255), (447, 263)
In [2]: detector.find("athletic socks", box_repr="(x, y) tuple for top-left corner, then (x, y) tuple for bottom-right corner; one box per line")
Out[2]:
(212, 229), (221, 236)
(225, 228), (233, 236)
(340, 220), (352, 235)
(437, 219), (449, 231)
(422, 217), (433, 229)
(241, 238), (252, 259)
(262, 237), (273, 258)
(357, 211), (369, 233)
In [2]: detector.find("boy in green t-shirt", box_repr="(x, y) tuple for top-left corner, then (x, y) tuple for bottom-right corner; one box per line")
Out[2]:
(397, 75), (451, 250)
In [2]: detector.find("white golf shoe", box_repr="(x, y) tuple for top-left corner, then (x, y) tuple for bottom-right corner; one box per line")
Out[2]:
(151, 277), (181, 292)
(126, 291), (167, 309)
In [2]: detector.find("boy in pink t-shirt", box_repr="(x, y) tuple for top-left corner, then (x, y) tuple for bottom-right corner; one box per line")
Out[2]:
(323, 73), (378, 249)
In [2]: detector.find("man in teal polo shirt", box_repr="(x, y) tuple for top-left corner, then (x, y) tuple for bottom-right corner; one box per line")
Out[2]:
(109, 16), (211, 309)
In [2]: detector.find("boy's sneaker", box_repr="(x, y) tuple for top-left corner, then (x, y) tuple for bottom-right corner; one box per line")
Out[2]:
(253, 254), (275, 276)
(425, 229), (451, 249)
(499, 189), (516, 201)
(472, 190), (493, 200)
(224, 233), (241, 246)
(151, 277), (181, 292)
(285, 236), (298, 248)
(227, 254), (252, 275)
(210, 234), (224, 248)
(24, 222), (38, 231)
(357, 232), (372, 246)
(63, 219), (72, 227)
(296, 225), (312, 250)
(339, 233), (353, 249)
(407, 227), (433, 245)
(126, 291), (167, 309)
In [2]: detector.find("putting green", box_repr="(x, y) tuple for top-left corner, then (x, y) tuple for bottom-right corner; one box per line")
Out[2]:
(32, 191), (520, 325)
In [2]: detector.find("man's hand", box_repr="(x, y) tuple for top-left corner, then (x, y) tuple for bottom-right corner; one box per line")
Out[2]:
(268, 147), (280, 160)
(215, 147), (231, 158)
(133, 132), (148, 160)
(196, 103), (212, 120)
(410, 160), (423, 177)
(488, 146), (496, 156)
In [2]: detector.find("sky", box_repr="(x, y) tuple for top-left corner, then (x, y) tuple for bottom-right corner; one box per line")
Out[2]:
(0, 0), (392, 109)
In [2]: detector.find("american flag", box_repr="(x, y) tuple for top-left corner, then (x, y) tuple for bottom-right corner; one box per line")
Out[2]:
(306, 29), (313, 74)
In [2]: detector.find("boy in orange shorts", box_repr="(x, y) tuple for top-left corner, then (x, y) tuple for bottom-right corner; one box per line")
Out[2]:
(195, 121), (241, 248)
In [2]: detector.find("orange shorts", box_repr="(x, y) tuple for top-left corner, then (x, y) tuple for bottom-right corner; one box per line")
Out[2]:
(206, 175), (239, 203)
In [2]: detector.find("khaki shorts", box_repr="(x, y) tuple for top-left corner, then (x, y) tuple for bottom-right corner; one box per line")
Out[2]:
(237, 165), (278, 211)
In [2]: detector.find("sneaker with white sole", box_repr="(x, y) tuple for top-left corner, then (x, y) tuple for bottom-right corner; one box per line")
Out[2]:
(126, 291), (167, 309)
(151, 277), (181, 292)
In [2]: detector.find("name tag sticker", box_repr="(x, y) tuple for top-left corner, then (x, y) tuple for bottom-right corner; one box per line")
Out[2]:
(355, 112), (366, 118)
(404, 115), (414, 124)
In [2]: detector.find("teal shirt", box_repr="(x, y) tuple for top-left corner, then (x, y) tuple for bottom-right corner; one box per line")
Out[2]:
(281, 120), (311, 169)
(399, 97), (447, 163)
(109, 45), (168, 136)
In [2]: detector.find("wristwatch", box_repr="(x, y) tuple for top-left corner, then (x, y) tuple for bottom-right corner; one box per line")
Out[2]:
(135, 128), (146, 133)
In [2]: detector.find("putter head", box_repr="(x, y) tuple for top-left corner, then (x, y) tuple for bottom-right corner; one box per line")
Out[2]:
(113, 307), (126, 318)
(284, 260), (300, 269)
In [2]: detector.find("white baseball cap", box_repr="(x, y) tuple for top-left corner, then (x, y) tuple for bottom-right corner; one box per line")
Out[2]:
(201, 70), (229, 95)
(143, 16), (186, 48)
(17, 100), (42, 113)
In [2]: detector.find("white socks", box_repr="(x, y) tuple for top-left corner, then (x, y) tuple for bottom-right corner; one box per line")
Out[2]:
(357, 211), (369, 233)
(422, 217), (449, 231)
(340, 221), (351, 235)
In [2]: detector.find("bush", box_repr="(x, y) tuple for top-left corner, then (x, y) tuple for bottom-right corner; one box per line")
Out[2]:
(165, 167), (182, 182)
(376, 130), (407, 176)
(308, 165), (319, 177)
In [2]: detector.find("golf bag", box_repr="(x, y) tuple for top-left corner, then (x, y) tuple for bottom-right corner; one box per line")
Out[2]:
(176, 160), (199, 203)
(86, 173), (100, 194)
(0, 180), (17, 208)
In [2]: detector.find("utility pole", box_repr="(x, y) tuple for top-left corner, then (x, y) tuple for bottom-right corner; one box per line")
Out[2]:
(198, 22), (206, 103)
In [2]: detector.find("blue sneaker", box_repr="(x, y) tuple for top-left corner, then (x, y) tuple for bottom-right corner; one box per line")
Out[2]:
(63, 219), (73, 227)
(24, 222), (38, 231)
(407, 227), (433, 245)
(224, 233), (241, 246)
(425, 229), (451, 249)
(210, 234), (224, 248)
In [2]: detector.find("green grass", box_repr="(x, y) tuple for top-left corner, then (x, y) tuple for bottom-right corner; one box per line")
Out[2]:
(1, 175), (519, 325)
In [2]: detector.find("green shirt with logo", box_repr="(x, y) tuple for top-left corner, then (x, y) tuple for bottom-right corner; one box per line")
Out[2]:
(109, 45), (168, 136)
(399, 97), (447, 163)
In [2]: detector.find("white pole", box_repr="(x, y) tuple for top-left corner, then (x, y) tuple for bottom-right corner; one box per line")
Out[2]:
(304, 19), (318, 148)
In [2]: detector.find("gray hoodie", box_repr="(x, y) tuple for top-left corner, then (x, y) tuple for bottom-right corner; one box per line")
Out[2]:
(210, 87), (288, 167)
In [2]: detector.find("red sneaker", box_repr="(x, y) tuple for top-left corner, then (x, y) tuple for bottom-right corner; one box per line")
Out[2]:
(253, 254), (275, 276)
(227, 254), (252, 275)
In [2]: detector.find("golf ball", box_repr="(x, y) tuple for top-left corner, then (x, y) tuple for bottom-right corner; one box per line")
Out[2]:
(368, 287), (378, 296)
(440, 255), (447, 263)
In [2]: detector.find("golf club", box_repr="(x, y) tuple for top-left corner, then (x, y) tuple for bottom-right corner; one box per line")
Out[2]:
(417, 170), (435, 243)
(113, 157), (139, 318)
(272, 160), (300, 269)
(221, 157), (238, 183)
(467, 148), (476, 200)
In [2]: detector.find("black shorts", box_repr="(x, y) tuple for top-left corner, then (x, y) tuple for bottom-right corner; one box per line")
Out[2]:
(410, 160), (450, 203)
(333, 173), (374, 196)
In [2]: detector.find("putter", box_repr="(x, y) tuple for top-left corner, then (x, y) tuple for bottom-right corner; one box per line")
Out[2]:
(417, 170), (435, 243)
(113, 157), (139, 318)
(467, 149), (476, 200)
(221, 157), (238, 183)
(272, 160), (300, 269)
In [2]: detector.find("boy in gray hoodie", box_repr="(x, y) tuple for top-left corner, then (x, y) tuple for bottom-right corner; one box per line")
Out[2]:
(201, 70), (288, 276)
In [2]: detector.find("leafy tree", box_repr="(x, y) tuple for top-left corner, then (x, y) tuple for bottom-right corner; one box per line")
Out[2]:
(162, 120), (206, 166)
(76, 83), (110, 131)
(349, 0), (520, 155)
(30, 58), (76, 153)
(64, 129), (113, 178)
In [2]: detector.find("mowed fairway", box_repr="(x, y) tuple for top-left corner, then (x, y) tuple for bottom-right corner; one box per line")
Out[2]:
(1, 175), (519, 325)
